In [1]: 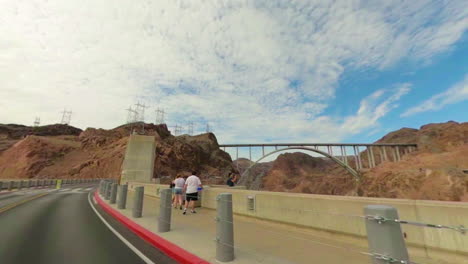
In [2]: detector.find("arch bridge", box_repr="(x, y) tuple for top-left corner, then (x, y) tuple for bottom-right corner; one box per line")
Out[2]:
(219, 143), (418, 180)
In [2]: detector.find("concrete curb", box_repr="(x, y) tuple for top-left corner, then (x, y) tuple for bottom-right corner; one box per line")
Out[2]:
(94, 191), (211, 264)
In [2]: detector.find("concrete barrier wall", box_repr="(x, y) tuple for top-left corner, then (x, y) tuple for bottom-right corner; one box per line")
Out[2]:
(121, 135), (155, 183)
(126, 181), (468, 262)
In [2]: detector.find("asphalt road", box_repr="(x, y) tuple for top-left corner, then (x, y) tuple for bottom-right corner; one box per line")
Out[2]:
(0, 184), (176, 264)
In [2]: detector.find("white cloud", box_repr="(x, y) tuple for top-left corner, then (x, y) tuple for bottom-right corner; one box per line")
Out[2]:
(0, 0), (466, 143)
(401, 75), (468, 117)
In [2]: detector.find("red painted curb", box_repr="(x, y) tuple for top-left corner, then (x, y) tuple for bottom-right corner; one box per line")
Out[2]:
(94, 191), (211, 264)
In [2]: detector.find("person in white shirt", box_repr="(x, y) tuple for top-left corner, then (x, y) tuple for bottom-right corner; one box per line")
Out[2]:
(183, 171), (202, 214)
(172, 175), (185, 210)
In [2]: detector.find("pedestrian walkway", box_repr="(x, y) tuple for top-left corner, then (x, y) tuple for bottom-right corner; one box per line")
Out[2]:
(98, 191), (445, 264)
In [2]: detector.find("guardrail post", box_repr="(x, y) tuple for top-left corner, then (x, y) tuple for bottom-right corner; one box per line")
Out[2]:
(8, 181), (14, 191)
(158, 189), (172, 232)
(110, 183), (118, 204)
(216, 193), (235, 262)
(132, 186), (144, 218)
(117, 184), (128, 209)
(364, 205), (410, 264)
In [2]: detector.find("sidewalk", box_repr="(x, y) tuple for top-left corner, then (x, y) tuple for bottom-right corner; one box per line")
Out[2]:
(97, 191), (446, 264)
(98, 190), (371, 264)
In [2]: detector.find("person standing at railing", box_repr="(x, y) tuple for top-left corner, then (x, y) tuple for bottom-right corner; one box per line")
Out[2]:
(226, 172), (238, 187)
(172, 175), (185, 210)
(183, 171), (202, 215)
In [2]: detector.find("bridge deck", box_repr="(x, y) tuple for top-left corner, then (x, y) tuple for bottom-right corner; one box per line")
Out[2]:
(219, 143), (417, 147)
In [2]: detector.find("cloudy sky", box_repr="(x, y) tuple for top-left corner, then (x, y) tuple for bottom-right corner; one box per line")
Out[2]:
(1, 0), (467, 146)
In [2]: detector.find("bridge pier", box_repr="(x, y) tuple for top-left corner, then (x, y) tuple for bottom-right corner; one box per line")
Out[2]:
(368, 146), (376, 168)
(353, 146), (362, 170)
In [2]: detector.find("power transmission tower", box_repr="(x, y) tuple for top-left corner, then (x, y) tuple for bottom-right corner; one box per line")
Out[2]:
(155, 108), (166, 124)
(33, 117), (40, 127)
(125, 106), (138, 124)
(171, 124), (182, 136)
(187, 121), (194, 135)
(60, 109), (72, 125)
(134, 102), (148, 122)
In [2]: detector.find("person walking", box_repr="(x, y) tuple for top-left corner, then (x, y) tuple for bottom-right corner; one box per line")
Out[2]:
(183, 171), (202, 215)
(172, 175), (185, 209)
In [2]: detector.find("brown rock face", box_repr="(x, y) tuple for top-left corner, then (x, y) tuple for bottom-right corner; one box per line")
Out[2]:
(235, 158), (273, 189)
(376, 121), (468, 152)
(253, 121), (468, 201)
(261, 152), (357, 195)
(0, 124), (82, 140)
(0, 122), (235, 183)
(0, 136), (79, 179)
(154, 133), (236, 184)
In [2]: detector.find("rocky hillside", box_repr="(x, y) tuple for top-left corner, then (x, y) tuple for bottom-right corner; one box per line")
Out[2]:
(235, 158), (274, 190)
(246, 121), (468, 201)
(0, 123), (235, 183)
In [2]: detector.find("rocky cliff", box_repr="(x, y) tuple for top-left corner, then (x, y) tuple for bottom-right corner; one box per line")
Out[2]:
(251, 121), (468, 201)
(0, 123), (235, 182)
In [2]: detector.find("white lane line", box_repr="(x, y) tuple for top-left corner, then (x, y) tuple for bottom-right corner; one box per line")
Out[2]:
(87, 192), (156, 264)
(73, 188), (83, 192)
(60, 188), (71, 192)
(86, 188), (92, 191)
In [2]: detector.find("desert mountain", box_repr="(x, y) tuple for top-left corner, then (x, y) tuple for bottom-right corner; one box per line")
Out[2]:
(0, 123), (235, 184)
(248, 121), (468, 201)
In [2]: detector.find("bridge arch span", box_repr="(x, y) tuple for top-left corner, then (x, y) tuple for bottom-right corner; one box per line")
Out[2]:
(240, 146), (360, 181)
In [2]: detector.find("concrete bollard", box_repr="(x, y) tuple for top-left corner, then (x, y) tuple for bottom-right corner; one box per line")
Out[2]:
(110, 183), (118, 204)
(103, 181), (110, 197)
(216, 193), (235, 262)
(364, 205), (410, 264)
(8, 181), (14, 191)
(117, 184), (128, 209)
(105, 182), (112, 200)
(99, 181), (104, 195)
(158, 189), (172, 232)
(132, 186), (144, 218)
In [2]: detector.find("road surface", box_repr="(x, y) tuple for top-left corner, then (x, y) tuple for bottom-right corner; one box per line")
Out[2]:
(0, 184), (176, 264)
